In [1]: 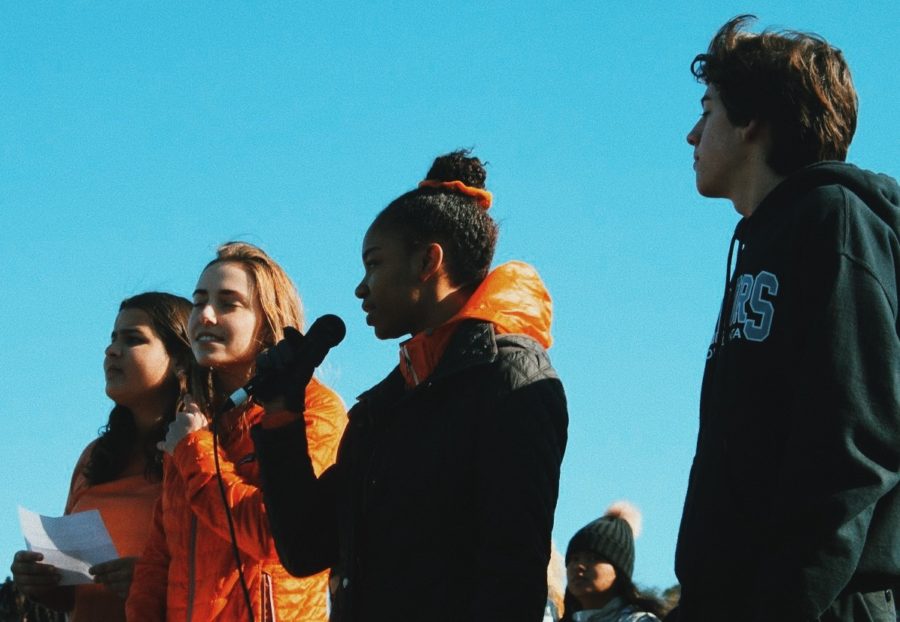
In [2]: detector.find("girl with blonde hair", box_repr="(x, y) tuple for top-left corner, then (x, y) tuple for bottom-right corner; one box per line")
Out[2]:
(127, 242), (346, 622)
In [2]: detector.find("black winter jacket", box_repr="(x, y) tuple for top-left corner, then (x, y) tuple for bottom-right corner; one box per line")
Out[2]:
(253, 319), (568, 622)
(673, 162), (900, 621)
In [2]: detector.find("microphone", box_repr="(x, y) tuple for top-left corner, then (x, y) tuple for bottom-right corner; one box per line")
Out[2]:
(222, 314), (346, 412)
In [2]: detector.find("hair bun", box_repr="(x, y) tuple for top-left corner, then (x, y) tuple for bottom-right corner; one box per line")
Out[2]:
(424, 149), (487, 189)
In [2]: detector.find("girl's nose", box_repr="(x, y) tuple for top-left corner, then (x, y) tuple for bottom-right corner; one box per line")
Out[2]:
(354, 280), (368, 300)
(199, 304), (216, 324)
(104, 342), (118, 357)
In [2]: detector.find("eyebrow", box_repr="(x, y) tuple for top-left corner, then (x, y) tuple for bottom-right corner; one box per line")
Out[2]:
(192, 288), (247, 300)
(362, 246), (380, 261)
(110, 327), (146, 339)
(700, 95), (711, 105)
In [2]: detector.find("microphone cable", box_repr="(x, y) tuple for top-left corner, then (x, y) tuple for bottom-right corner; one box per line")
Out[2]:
(212, 406), (255, 622)
(207, 316), (344, 622)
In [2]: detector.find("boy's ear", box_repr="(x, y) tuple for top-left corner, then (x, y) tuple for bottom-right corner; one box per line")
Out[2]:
(741, 118), (765, 142)
(418, 242), (445, 282)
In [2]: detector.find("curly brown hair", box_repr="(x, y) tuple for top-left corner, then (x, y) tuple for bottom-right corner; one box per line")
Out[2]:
(691, 15), (857, 175)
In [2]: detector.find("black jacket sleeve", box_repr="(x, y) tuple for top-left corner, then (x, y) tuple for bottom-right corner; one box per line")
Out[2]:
(474, 372), (568, 621)
(251, 419), (341, 577)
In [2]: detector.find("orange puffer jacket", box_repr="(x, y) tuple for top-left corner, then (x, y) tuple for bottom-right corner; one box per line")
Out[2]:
(127, 378), (346, 622)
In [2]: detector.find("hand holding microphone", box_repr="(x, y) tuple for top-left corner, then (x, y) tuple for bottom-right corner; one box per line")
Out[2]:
(253, 326), (310, 413)
(230, 314), (346, 415)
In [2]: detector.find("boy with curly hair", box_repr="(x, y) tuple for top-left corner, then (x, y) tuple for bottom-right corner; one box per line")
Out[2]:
(671, 15), (900, 622)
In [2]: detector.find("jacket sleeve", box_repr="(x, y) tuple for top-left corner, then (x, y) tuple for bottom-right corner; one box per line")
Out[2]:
(126, 496), (169, 622)
(251, 381), (352, 578)
(474, 371), (568, 621)
(252, 417), (343, 577)
(752, 197), (900, 618)
(170, 385), (346, 562)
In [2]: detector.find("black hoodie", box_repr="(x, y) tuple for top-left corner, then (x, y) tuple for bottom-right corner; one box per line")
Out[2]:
(674, 162), (900, 621)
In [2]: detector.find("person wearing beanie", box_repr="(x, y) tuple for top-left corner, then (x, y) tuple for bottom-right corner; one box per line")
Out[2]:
(562, 502), (664, 622)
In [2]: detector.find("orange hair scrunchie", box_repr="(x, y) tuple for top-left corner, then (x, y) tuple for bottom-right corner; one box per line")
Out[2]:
(417, 179), (493, 210)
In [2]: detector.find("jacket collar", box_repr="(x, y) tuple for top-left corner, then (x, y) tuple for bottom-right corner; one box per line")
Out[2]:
(355, 319), (498, 409)
(428, 319), (498, 382)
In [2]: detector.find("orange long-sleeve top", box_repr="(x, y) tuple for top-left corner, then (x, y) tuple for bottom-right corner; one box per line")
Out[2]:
(65, 443), (162, 622)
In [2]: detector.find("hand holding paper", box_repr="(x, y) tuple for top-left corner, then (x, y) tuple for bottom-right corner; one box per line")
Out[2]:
(18, 506), (119, 586)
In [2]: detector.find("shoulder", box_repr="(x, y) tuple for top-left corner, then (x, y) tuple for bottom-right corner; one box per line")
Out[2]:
(75, 439), (98, 468)
(788, 184), (851, 240)
(797, 183), (869, 226)
(492, 332), (560, 391)
(306, 377), (348, 420)
(795, 184), (900, 290)
(66, 440), (98, 512)
(788, 166), (900, 240)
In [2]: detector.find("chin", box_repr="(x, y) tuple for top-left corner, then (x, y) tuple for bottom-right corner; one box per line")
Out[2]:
(372, 324), (404, 341)
(372, 327), (393, 340)
(193, 355), (213, 367)
(695, 177), (728, 200)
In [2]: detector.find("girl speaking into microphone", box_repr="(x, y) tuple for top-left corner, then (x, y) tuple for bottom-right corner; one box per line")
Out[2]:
(253, 151), (569, 621)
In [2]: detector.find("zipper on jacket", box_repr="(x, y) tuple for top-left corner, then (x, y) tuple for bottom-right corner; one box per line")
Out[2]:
(186, 514), (197, 622)
(399, 344), (420, 386)
(261, 570), (276, 622)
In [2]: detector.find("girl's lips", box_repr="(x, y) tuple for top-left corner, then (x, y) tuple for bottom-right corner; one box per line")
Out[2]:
(194, 333), (223, 343)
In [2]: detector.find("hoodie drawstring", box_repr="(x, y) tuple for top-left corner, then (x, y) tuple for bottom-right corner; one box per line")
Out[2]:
(713, 222), (745, 349)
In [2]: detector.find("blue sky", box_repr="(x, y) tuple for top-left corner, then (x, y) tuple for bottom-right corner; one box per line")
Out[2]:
(2, 1), (898, 591)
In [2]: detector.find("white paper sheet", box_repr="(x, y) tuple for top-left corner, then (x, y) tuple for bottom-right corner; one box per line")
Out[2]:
(18, 506), (119, 586)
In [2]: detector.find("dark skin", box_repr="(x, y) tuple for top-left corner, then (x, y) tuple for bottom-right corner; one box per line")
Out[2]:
(261, 232), (470, 421)
(9, 551), (136, 603)
(9, 551), (75, 610)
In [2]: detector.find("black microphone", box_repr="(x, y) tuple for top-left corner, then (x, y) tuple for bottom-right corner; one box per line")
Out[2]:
(222, 314), (346, 412)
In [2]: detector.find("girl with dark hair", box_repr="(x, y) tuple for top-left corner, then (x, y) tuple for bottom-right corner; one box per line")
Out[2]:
(10, 292), (192, 622)
(127, 242), (346, 622)
(562, 503), (664, 622)
(252, 150), (569, 621)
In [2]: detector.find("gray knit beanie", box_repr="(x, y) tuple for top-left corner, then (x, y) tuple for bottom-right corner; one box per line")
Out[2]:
(565, 501), (642, 580)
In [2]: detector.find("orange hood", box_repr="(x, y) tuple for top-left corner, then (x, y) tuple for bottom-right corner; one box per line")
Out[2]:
(399, 261), (553, 387)
(453, 260), (553, 348)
